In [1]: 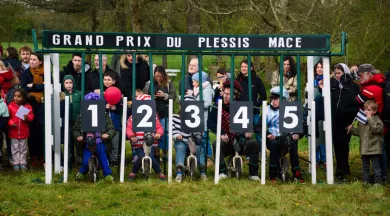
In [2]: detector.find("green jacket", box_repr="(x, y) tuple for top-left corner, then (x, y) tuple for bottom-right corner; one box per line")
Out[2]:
(350, 115), (383, 155)
(62, 75), (82, 121)
(72, 113), (116, 149)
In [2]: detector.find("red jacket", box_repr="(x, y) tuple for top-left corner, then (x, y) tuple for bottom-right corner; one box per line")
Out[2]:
(8, 101), (34, 139)
(126, 116), (163, 148)
(356, 73), (386, 114)
(0, 68), (14, 94)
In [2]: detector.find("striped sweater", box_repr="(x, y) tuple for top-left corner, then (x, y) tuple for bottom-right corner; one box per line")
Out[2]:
(126, 115), (164, 148)
(172, 114), (191, 143)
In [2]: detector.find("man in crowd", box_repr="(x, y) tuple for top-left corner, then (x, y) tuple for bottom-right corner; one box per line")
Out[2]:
(60, 53), (91, 92)
(179, 57), (213, 96)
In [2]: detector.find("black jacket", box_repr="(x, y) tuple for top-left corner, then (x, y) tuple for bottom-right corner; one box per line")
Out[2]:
(60, 60), (92, 92)
(236, 73), (267, 112)
(331, 78), (360, 128)
(120, 57), (150, 100)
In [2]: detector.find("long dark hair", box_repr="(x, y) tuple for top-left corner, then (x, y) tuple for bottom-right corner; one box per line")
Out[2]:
(314, 58), (323, 76)
(6, 47), (19, 59)
(154, 65), (168, 87)
(283, 56), (296, 77)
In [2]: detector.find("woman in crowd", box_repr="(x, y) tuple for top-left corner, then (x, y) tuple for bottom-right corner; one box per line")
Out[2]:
(21, 52), (45, 167)
(271, 56), (298, 102)
(213, 68), (230, 104)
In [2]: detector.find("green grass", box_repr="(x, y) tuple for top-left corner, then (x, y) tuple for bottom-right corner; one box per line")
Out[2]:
(1, 137), (389, 215)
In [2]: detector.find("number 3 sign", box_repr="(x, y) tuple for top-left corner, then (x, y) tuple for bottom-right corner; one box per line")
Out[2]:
(279, 102), (303, 133)
(181, 101), (204, 133)
(81, 100), (106, 132)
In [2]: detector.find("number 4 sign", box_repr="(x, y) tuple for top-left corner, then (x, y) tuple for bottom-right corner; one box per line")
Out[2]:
(230, 102), (253, 133)
(279, 102), (303, 133)
(81, 100), (106, 132)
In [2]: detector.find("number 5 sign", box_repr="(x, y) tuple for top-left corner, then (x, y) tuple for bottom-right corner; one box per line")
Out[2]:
(279, 102), (303, 133)
(81, 100), (106, 132)
(230, 102), (253, 133)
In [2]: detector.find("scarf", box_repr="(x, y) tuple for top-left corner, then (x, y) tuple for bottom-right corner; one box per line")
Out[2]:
(29, 67), (44, 103)
(314, 74), (323, 87)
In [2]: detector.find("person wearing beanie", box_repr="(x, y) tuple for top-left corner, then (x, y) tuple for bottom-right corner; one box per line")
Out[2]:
(73, 93), (116, 182)
(355, 63), (388, 182)
(190, 71), (214, 158)
(330, 63), (360, 182)
(173, 95), (207, 182)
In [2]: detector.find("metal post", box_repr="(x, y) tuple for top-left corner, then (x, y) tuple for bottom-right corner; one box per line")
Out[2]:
(247, 54), (252, 101)
(120, 97), (128, 183)
(98, 53), (103, 98)
(64, 96), (70, 183)
(198, 54), (203, 101)
(279, 55), (284, 97)
(149, 53), (154, 98)
(311, 101), (316, 184)
(81, 52), (86, 96)
(44, 54), (53, 184)
(132, 53), (136, 99)
(261, 101), (267, 185)
(307, 57), (314, 172)
(181, 54), (185, 98)
(52, 53), (61, 174)
(168, 99), (173, 184)
(230, 55), (235, 102)
(322, 57), (334, 184)
(296, 55), (301, 101)
(214, 100), (223, 184)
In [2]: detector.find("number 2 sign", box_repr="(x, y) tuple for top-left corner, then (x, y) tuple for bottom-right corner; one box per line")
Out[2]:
(81, 100), (106, 132)
(279, 102), (303, 133)
(132, 100), (156, 132)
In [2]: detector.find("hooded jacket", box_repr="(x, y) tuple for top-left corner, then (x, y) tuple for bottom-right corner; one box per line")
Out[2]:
(350, 114), (383, 155)
(62, 75), (82, 121)
(356, 73), (386, 115)
(236, 72), (267, 111)
(60, 60), (91, 92)
(8, 101), (34, 139)
(0, 68), (14, 94)
(119, 55), (150, 100)
(194, 82), (214, 130)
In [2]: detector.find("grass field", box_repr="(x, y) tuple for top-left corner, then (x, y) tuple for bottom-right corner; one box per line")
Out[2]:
(0, 136), (389, 215)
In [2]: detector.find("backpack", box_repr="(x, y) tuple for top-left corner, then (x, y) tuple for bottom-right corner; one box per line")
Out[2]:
(382, 80), (390, 125)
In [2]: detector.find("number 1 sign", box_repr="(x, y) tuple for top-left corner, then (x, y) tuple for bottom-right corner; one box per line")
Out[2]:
(81, 100), (106, 132)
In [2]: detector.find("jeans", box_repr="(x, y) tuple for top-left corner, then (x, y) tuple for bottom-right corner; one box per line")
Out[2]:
(362, 154), (381, 184)
(316, 143), (326, 163)
(266, 138), (300, 179)
(253, 114), (262, 152)
(79, 142), (112, 177)
(203, 131), (212, 157)
(109, 130), (121, 163)
(132, 146), (162, 174)
(158, 118), (168, 151)
(212, 140), (259, 176)
(174, 141), (205, 169)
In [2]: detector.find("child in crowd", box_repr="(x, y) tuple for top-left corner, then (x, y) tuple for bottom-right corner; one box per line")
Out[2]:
(7, 88), (34, 171)
(74, 92), (115, 181)
(126, 90), (166, 181)
(0, 94), (9, 167)
(102, 70), (122, 167)
(0, 60), (14, 97)
(258, 86), (304, 183)
(173, 95), (206, 183)
(348, 100), (383, 185)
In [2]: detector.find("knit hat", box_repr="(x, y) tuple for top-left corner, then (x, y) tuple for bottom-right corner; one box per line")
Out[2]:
(192, 72), (208, 83)
(357, 64), (378, 74)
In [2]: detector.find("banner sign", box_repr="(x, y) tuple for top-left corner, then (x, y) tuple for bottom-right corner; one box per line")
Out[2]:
(42, 31), (330, 51)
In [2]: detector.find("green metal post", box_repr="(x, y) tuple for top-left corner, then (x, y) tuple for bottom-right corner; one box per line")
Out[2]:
(296, 55), (301, 102)
(247, 54), (252, 102)
(279, 55), (284, 98)
(81, 52), (86, 96)
(198, 54), (203, 101)
(181, 54), (185, 100)
(149, 53), (154, 99)
(99, 53), (103, 98)
(132, 53), (136, 100)
(230, 54), (235, 103)
(32, 29), (39, 51)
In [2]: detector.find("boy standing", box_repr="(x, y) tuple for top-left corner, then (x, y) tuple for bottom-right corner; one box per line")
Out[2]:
(348, 100), (384, 185)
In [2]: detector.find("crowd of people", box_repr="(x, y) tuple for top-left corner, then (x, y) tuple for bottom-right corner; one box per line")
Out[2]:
(0, 46), (389, 185)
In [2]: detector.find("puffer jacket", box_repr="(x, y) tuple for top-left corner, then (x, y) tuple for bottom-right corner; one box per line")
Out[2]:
(350, 115), (383, 155)
(8, 101), (34, 139)
(194, 82), (214, 130)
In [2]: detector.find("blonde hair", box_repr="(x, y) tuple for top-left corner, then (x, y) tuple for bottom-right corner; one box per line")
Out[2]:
(364, 100), (378, 111)
(0, 61), (6, 70)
